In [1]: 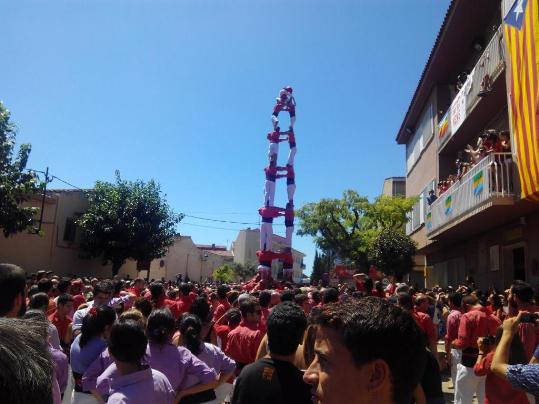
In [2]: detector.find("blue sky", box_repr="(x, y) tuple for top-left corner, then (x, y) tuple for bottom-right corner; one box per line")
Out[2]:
(1, 0), (450, 274)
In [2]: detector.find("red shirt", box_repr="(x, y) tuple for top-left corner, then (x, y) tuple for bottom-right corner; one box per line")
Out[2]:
(258, 206), (284, 219)
(445, 309), (462, 346)
(213, 300), (231, 323)
(453, 307), (501, 350)
(128, 287), (144, 297)
(259, 307), (271, 332)
(48, 311), (72, 343)
(176, 295), (192, 316)
(354, 280), (365, 292)
(473, 352), (529, 404)
(72, 294), (87, 311)
(412, 310), (436, 340)
(225, 321), (264, 365)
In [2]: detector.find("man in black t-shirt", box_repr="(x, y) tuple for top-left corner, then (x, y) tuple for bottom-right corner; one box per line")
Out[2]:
(231, 302), (311, 404)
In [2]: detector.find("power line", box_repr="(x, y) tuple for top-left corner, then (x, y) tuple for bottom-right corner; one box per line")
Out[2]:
(51, 175), (84, 190)
(183, 214), (259, 225)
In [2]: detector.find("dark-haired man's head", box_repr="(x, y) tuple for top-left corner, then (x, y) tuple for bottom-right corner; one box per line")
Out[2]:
(93, 281), (113, 307)
(510, 280), (534, 306)
(226, 308), (241, 328)
(217, 284), (229, 300)
(397, 292), (413, 311)
(280, 290), (295, 303)
(448, 292), (463, 310)
(30, 292), (50, 312)
(304, 298), (427, 404)
(149, 282), (165, 300)
(414, 294), (429, 313)
(258, 290), (271, 308)
(57, 294), (74, 317)
(322, 288), (339, 304)
(239, 297), (261, 326)
(180, 283), (190, 297)
(0, 318), (54, 403)
(37, 278), (53, 296)
(109, 320), (148, 365)
(267, 302), (307, 357)
(0, 263), (27, 317)
(462, 294), (479, 312)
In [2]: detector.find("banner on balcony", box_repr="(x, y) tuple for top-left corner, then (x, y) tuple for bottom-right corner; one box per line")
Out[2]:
(504, 0), (539, 202)
(450, 68), (473, 135)
(438, 111), (450, 140)
(473, 170), (484, 196)
(444, 195), (453, 215)
(426, 211), (432, 230)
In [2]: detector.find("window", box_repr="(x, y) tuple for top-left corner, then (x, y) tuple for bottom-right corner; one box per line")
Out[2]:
(406, 102), (434, 173)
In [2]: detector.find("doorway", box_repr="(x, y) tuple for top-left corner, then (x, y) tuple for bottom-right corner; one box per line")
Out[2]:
(503, 243), (527, 286)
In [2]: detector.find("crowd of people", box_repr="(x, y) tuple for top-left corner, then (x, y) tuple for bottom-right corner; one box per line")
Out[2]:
(1, 264), (539, 404)
(433, 129), (511, 199)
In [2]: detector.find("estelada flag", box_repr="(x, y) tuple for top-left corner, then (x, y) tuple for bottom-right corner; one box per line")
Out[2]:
(504, 0), (539, 201)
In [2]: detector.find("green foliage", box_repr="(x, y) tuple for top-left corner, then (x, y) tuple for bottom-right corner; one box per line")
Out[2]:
(0, 102), (42, 237)
(77, 171), (182, 275)
(297, 190), (417, 269)
(214, 263), (236, 283)
(369, 228), (417, 281)
(310, 249), (334, 284)
(231, 262), (257, 280)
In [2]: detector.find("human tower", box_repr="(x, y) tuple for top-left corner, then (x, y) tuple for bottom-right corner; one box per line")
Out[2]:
(256, 87), (297, 283)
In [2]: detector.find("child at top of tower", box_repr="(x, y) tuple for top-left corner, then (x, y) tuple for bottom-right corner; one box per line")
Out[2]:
(272, 86), (296, 130)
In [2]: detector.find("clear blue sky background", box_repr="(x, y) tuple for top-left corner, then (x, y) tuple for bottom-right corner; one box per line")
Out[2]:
(1, 0), (450, 275)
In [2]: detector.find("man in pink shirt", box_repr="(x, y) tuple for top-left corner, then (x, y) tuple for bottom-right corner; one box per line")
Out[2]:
(452, 295), (500, 404)
(444, 292), (463, 388)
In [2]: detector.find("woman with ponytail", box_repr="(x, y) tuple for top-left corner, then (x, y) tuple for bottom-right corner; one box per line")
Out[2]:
(179, 314), (236, 404)
(145, 309), (217, 403)
(70, 305), (115, 403)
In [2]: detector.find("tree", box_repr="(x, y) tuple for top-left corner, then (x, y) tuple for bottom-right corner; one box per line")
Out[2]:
(0, 102), (42, 237)
(369, 228), (416, 281)
(297, 190), (417, 270)
(231, 262), (257, 281)
(77, 171), (182, 276)
(297, 190), (374, 268)
(310, 249), (334, 284)
(214, 263), (236, 283)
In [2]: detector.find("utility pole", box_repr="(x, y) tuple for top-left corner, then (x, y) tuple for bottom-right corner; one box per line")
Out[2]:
(34, 167), (51, 234)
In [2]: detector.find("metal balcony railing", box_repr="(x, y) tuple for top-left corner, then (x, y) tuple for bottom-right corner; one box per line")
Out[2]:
(438, 26), (505, 149)
(426, 152), (515, 236)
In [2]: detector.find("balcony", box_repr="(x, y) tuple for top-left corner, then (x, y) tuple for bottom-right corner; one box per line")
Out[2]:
(426, 153), (516, 238)
(438, 26), (505, 150)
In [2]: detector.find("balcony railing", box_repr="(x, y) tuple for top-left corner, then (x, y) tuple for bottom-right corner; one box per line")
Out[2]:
(438, 26), (505, 149)
(426, 153), (515, 236)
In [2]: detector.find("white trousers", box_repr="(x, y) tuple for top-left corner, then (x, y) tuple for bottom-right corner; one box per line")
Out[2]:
(260, 222), (273, 250)
(268, 142), (278, 161)
(287, 183), (296, 203)
(285, 225), (293, 248)
(450, 349), (461, 387)
(204, 383), (233, 404)
(454, 363), (485, 404)
(287, 146), (297, 166)
(264, 180), (275, 206)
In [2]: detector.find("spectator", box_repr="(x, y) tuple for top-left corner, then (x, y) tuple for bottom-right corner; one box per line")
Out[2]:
(452, 294), (500, 404)
(179, 314), (236, 403)
(474, 327), (528, 404)
(492, 312), (539, 401)
(508, 280), (539, 360)
(30, 292), (62, 350)
(177, 283), (194, 316)
(38, 278), (57, 315)
(303, 298), (427, 404)
(106, 320), (175, 403)
(128, 277), (146, 297)
(214, 308), (241, 349)
(0, 263), (27, 318)
(70, 305), (116, 400)
(225, 297), (264, 372)
(189, 296), (217, 345)
(427, 190), (438, 205)
(322, 288), (338, 305)
(213, 285), (231, 324)
(72, 280), (114, 335)
(0, 318), (55, 404)
(49, 293), (74, 348)
(258, 290), (272, 330)
(445, 292), (463, 389)
(232, 302), (311, 404)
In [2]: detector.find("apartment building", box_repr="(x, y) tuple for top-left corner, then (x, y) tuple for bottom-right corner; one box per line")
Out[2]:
(397, 0), (539, 289)
(381, 177), (406, 197)
(232, 228), (306, 283)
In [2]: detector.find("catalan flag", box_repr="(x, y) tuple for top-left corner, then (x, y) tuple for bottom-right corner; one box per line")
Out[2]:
(504, 0), (539, 201)
(444, 195), (452, 215)
(473, 170), (484, 196)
